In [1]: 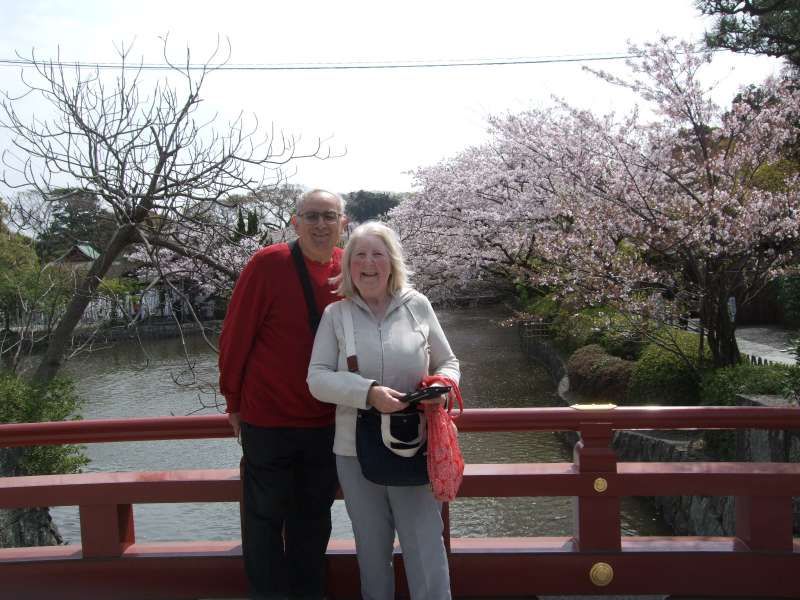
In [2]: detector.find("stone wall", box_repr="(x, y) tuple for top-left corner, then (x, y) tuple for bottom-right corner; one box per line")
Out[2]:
(558, 425), (733, 536)
(736, 394), (800, 532)
(519, 333), (565, 385)
(610, 430), (734, 536)
(519, 331), (799, 537)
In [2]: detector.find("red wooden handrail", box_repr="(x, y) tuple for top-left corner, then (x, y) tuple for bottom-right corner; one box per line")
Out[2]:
(5, 462), (800, 508)
(1, 407), (799, 599)
(3, 405), (800, 447)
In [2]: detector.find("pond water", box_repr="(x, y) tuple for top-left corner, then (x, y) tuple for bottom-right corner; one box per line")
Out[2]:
(51, 304), (670, 543)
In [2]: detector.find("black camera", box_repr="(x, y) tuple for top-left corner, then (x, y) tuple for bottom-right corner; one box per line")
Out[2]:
(401, 386), (452, 405)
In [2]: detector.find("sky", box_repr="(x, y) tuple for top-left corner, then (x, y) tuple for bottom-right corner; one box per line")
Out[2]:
(0, 0), (787, 196)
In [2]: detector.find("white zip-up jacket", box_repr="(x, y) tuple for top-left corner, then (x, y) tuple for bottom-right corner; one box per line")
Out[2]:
(307, 288), (460, 456)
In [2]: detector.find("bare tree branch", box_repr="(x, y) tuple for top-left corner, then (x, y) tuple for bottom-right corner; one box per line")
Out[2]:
(0, 38), (329, 385)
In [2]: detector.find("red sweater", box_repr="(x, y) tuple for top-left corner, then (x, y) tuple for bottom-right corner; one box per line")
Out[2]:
(218, 243), (342, 427)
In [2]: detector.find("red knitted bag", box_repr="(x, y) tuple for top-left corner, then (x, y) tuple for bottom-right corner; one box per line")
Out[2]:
(420, 375), (464, 502)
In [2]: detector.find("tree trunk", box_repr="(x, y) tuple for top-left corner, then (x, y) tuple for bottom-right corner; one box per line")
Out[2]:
(31, 225), (136, 386)
(0, 448), (62, 548)
(705, 293), (741, 368)
(718, 317), (740, 367)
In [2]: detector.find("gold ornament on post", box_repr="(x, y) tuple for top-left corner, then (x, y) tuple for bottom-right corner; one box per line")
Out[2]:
(593, 477), (608, 493)
(570, 403), (617, 411)
(589, 562), (614, 587)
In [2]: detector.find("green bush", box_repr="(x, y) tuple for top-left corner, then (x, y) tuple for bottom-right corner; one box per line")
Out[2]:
(0, 375), (88, 476)
(626, 331), (706, 405)
(551, 307), (645, 360)
(777, 275), (800, 328)
(518, 288), (648, 360)
(567, 344), (635, 401)
(787, 362), (800, 404)
(699, 362), (799, 406)
(591, 321), (645, 360)
(699, 362), (800, 459)
(526, 293), (560, 323)
(552, 308), (600, 352)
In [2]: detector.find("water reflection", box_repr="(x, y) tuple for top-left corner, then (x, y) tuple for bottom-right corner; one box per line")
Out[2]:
(51, 304), (668, 543)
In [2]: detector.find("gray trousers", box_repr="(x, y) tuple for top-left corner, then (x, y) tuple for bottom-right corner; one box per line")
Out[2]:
(336, 455), (452, 600)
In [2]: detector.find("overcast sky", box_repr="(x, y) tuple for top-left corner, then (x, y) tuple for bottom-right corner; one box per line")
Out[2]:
(0, 0), (786, 195)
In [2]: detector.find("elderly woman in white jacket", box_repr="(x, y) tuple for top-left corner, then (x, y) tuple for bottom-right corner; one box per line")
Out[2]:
(307, 221), (459, 600)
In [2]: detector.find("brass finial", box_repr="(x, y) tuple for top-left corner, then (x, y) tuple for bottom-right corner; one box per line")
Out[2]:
(589, 562), (614, 587)
(570, 403), (617, 411)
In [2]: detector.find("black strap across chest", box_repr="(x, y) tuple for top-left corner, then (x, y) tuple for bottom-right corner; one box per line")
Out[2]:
(290, 239), (322, 335)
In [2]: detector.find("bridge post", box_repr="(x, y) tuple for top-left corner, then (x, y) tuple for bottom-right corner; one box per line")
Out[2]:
(79, 503), (135, 558)
(573, 422), (620, 552)
(735, 495), (793, 552)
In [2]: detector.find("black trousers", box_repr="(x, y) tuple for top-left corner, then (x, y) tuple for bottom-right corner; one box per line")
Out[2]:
(240, 423), (338, 600)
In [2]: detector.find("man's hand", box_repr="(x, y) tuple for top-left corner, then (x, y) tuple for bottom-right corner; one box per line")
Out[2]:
(228, 412), (242, 440)
(367, 385), (408, 413)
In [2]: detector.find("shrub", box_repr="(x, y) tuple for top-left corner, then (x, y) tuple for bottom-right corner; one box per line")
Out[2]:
(787, 362), (800, 404)
(777, 275), (800, 328)
(519, 289), (649, 360)
(552, 307), (645, 360)
(567, 344), (635, 401)
(699, 362), (800, 459)
(626, 331), (706, 405)
(699, 362), (799, 406)
(0, 375), (88, 476)
(592, 322), (645, 360)
(526, 293), (560, 323)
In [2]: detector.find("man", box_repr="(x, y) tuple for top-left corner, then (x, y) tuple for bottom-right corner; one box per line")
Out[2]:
(219, 189), (347, 600)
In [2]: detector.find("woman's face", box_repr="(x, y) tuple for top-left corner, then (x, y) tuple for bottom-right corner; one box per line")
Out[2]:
(350, 235), (392, 300)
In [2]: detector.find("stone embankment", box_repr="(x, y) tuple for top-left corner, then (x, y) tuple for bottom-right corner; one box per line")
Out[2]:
(78, 318), (223, 343)
(520, 329), (800, 537)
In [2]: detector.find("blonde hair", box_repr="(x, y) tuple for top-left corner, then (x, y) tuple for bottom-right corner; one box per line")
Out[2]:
(336, 222), (410, 298)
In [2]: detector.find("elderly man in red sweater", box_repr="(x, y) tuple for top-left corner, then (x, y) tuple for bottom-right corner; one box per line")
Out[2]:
(219, 189), (347, 600)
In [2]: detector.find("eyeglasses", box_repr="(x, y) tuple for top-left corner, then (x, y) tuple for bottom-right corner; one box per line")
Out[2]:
(298, 211), (342, 224)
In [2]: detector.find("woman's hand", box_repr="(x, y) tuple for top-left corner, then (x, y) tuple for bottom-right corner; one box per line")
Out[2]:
(419, 394), (448, 407)
(367, 385), (408, 413)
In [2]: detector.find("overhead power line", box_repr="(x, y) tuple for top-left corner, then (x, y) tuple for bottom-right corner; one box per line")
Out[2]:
(0, 52), (644, 72)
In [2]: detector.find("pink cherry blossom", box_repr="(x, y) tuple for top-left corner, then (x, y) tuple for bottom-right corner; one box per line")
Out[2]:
(389, 38), (800, 367)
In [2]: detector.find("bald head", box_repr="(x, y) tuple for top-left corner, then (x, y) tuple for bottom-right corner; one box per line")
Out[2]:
(296, 189), (345, 215)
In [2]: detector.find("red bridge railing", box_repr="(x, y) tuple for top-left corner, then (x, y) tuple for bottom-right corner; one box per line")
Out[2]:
(1, 406), (799, 599)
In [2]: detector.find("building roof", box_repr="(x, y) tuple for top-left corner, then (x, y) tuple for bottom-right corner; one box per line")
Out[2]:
(55, 243), (101, 263)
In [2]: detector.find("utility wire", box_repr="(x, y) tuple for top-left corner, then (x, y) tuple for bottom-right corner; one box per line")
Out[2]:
(0, 52), (643, 72)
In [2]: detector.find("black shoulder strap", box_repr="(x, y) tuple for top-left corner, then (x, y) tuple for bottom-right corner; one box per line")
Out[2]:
(290, 239), (321, 335)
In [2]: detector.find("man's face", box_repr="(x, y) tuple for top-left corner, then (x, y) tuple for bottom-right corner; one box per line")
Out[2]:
(291, 192), (346, 262)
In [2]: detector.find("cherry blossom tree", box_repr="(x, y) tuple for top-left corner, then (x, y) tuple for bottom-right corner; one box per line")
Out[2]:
(390, 37), (800, 367)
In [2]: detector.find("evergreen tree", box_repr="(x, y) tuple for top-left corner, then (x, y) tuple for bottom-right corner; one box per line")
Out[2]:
(345, 190), (400, 223)
(246, 210), (259, 236)
(233, 207), (246, 241)
(698, 0), (800, 67)
(0, 231), (37, 332)
(36, 189), (115, 261)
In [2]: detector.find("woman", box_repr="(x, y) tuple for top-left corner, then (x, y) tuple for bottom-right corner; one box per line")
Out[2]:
(307, 221), (459, 600)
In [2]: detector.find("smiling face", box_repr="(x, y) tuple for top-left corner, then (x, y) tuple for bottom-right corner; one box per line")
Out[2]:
(349, 234), (392, 302)
(291, 191), (346, 263)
